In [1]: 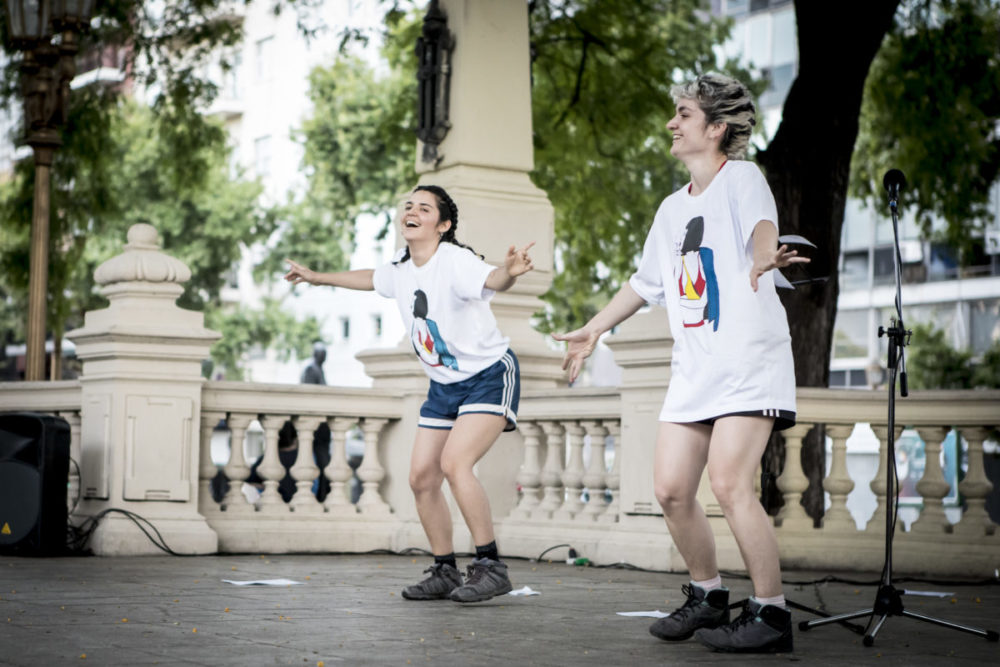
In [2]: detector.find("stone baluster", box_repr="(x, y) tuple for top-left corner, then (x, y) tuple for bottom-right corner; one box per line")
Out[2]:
(198, 412), (225, 514)
(356, 418), (391, 515)
(867, 424), (899, 534)
(774, 423), (814, 530)
(909, 426), (952, 536)
(821, 424), (856, 531)
(510, 421), (543, 520)
(57, 410), (82, 516)
(554, 421), (586, 520)
(601, 421), (621, 523)
(324, 417), (358, 516)
(257, 415), (291, 512)
(288, 415), (324, 513)
(221, 414), (255, 513)
(580, 421), (609, 521)
(954, 427), (996, 537)
(535, 421), (566, 519)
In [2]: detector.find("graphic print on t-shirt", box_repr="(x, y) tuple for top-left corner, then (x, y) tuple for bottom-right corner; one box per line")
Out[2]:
(675, 216), (720, 331)
(410, 289), (459, 370)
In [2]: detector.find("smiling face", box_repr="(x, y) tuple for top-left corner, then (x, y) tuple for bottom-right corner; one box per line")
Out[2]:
(666, 98), (726, 161)
(401, 189), (452, 245)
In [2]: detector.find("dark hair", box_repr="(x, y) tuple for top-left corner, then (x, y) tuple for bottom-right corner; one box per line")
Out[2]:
(393, 185), (482, 264)
(680, 216), (705, 254)
(412, 289), (428, 319)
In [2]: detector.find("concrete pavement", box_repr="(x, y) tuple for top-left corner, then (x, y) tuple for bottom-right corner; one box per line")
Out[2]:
(1, 553), (998, 666)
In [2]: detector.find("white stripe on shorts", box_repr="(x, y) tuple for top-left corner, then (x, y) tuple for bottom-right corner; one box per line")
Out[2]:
(418, 416), (455, 430)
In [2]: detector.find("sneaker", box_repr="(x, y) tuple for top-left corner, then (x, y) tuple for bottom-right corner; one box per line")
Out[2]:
(401, 562), (463, 600)
(449, 558), (513, 603)
(649, 584), (730, 641)
(695, 598), (794, 653)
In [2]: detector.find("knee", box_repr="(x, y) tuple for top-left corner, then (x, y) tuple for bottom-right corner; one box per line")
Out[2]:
(653, 480), (695, 516)
(439, 453), (472, 486)
(707, 471), (750, 513)
(409, 465), (443, 496)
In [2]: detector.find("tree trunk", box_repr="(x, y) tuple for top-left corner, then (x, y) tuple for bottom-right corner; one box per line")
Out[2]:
(758, 1), (901, 519)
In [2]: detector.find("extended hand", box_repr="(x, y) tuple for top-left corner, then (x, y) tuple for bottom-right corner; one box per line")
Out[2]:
(504, 242), (536, 278)
(551, 327), (599, 384)
(750, 244), (811, 292)
(284, 259), (317, 286)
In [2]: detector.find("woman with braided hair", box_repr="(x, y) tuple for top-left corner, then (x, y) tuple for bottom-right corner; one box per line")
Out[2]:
(284, 184), (535, 603)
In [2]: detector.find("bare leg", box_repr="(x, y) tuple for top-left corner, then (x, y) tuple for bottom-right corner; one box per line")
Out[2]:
(653, 421), (717, 581)
(707, 416), (782, 598)
(409, 427), (453, 555)
(440, 413), (508, 546)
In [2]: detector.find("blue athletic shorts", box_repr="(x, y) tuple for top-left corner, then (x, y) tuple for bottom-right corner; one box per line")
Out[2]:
(419, 349), (520, 432)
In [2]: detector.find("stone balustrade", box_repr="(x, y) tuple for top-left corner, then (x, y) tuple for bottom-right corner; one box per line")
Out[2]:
(3, 380), (997, 575)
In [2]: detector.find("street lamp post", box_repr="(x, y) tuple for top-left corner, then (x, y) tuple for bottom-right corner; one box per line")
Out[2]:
(3, 0), (95, 380)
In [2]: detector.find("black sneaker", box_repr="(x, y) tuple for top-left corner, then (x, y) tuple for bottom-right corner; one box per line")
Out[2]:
(649, 584), (730, 641)
(695, 598), (794, 653)
(401, 563), (463, 600)
(449, 558), (513, 603)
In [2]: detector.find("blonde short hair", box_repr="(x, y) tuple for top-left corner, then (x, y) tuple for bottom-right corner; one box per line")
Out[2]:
(671, 73), (756, 160)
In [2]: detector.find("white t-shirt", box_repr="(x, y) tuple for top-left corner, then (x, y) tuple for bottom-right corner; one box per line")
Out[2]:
(628, 160), (796, 422)
(373, 242), (510, 384)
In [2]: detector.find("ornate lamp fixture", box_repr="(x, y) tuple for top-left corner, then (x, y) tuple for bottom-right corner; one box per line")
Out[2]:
(415, 0), (455, 165)
(3, 0), (96, 380)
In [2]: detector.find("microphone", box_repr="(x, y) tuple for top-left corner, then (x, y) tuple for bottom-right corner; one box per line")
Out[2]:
(882, 169), (906, 205)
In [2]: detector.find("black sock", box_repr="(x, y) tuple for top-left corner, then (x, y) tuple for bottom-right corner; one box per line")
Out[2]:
(475, 541), (499, 562)
(434, 553), (457, 570)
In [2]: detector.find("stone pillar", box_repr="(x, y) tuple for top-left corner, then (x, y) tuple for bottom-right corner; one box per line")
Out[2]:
(411, 0), (564, 388)
(65, 223), (220, 555)
(604, 308), (674, 518)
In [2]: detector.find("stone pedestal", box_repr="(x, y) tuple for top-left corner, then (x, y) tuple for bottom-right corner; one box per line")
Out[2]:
(408, 0), (564, 389)
(66, 224), (220, 555)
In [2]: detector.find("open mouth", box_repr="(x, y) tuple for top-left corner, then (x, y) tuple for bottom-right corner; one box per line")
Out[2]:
(404, 220), (419, 228)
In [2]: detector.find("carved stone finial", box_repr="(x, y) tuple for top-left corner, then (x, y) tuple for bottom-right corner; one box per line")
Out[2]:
(93, 223), (192, 286)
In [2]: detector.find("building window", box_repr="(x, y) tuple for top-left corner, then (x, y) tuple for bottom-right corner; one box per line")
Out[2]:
(970, 298), (1000, 355)
(255, 36), (274, 81)
(829, 368), (869, 389)
(840, 250), (870, 290)
(254, 136), (272, 178)
(833, 309), (869, 360)
(372, 314), (383, 338)
(340, 316), (351, 340)
(872, 246), (897, 286)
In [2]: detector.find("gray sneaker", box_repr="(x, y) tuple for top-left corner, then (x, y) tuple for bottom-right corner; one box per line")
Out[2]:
(649, 584), (730, 641)
(449, 558), (513, 603)
(401, 562), (463, 600)
(695, 598), (793, 653)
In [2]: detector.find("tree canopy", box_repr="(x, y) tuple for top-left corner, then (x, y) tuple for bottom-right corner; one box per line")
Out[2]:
(1, 0), (328, 378)
(850, 0), (1000, 258)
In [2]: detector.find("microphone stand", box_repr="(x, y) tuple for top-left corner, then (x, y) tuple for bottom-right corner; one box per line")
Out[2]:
(798, 175), (999, 646)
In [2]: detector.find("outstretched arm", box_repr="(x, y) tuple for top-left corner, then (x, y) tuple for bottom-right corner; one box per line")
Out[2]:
(552, 282), (646, 383)
(284, 259), (374, 291)
(749, 221), (811, 292)
(485, 242), (536, 292)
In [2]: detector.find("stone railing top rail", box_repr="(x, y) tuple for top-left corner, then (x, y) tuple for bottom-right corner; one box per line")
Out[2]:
(796, 387), (1000, 427)
(200, 380), (406, 420)
(0, 380), (81, 412)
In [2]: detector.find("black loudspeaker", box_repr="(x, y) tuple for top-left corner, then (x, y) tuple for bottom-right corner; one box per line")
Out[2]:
(0, 412), (71, 556)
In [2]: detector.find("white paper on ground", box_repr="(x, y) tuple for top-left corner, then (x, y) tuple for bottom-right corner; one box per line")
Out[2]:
(507, 585), (540, 596)
(902, 589), (955, 598)
(617, 610), (670, 618)
(222, 578), (303, 586)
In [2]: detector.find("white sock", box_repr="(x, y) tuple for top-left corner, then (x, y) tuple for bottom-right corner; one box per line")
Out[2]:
(752, 593), (786, 609)
(691, 575), (723, 592)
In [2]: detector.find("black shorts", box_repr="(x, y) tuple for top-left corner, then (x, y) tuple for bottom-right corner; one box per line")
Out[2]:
(696, 409), (796, 432)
